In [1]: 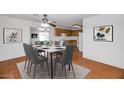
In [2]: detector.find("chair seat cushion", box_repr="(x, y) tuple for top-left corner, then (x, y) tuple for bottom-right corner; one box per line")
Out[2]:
(54, 57), (71, 65)
(38, 49), (45, 53)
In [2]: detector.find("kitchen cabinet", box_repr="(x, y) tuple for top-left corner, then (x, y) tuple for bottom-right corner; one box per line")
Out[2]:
(54, 28), (82, 36)
(54, 28), (82, 47)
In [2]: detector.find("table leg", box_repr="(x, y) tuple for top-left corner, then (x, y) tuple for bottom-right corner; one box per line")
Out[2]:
(47, 52), (48, 60)
(50, 53), (53, 79)
(69, 64), (71, 71)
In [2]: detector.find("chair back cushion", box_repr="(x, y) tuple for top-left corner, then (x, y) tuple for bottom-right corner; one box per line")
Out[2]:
(23, 43), (40, 64)
(23, 43), (32, 58)
(35, 41), (41, 45)
(59, 44), (73, 64)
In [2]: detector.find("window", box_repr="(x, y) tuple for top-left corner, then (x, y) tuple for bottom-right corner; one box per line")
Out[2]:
(39, 31), (50, 41)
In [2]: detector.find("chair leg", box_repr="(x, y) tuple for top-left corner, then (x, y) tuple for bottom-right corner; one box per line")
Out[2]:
(64, 65), (67, 79)
(40, 63), (42, 68)
(54, 62), (57, 76)
(40, 62), (44, 70)
(29, 63), (32, 75)
(24, 58), (28, 69)
(71, 64), (75, 78)
(27, 59), (31, 74)
(55, 53), (57, 59)
(62, 64), (63, 71)
(33, 64), (37, 79)
(46, 61), (50, 74)
(47, 52), (48, 59)
(68, 64), (71, 71)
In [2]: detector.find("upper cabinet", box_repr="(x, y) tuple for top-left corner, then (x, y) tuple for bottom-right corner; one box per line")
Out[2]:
(65, 30), (71, 36)
(71, 30), (82, 36)
(54, 28), (62, 36)
(71, 31), (77, 36)
(54, 28), (82, 36)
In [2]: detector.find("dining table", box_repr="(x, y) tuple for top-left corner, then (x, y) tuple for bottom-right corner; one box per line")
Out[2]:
(33, 45), (66, 79)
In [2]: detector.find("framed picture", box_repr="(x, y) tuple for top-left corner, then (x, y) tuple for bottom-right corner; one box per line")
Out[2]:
(93, 25), (113, 42)
(31, 33), (38, 38)
(3, 28), (22, 44)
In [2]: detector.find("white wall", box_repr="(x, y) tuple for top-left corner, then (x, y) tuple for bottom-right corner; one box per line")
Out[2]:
(0, 16), (32, 61)
(79, 32), (83, 52)
(83, 14), (124, 69)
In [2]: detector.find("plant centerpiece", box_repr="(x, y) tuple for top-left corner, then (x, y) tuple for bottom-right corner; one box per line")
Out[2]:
(44, 40), (50, 47)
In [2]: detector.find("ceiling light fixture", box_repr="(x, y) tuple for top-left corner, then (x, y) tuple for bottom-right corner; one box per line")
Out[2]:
(41, 14), (50, 27)
(73, 24), (82, 28)
(38, 27), (50, 32)
(38, 28), (45, 31)
(41, 23), (49, 27)
(34, 14), (56, 27)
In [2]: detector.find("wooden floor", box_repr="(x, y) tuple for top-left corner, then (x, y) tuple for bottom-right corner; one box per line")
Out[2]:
(0, 57), (25, 79)
(72, 48), (124, 79)
(0, 48), (124, 79)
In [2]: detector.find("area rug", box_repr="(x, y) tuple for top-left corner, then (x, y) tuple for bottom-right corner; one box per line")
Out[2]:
(17, 62), (90, 79)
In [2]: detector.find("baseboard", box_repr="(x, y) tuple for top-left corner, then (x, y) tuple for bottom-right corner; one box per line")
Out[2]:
(83, 57), (124, 70)
(0, 56), (26, 63)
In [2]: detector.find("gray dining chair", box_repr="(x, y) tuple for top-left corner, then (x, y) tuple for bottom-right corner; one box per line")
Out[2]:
(35, 41), (41, 45)
(23, 43), (31, 71)
(62, 41), (69, 46)
(34, 41), (46, 56)
(30, 45), (49, 79)
(23, 43), (49, 79)
(55, 41), (69, 59)
(54, 44), (75, 79)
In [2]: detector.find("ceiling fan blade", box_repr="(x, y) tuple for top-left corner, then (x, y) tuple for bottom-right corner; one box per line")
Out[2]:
(47, 20), (56, 27)
(48, 23), (56, 27)
(48, 20), (56, 23)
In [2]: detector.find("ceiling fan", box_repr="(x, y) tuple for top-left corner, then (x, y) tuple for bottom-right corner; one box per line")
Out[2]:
(33, 14), (56, 27)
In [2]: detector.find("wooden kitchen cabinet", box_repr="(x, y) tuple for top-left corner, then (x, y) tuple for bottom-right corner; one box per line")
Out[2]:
(65, 40), (77, 47)
(54, 28), (70, 36)
(54, 28), (82, 47)
(71, 30), (82, 36)
(54, 28), (64, 36)
(54, 28), (82, 36)
(71, 31), (78, 36)
(65, 30), (71, 36)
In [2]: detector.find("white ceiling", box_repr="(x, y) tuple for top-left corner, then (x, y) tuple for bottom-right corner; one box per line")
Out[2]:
(1, 14), (97, 29)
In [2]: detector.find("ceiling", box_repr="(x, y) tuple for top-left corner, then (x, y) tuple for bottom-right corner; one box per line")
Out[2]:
(1, 14), (97, 30)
